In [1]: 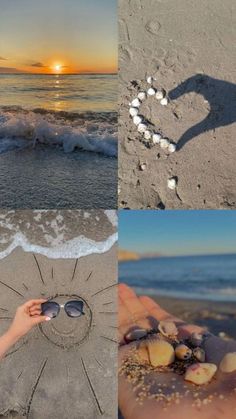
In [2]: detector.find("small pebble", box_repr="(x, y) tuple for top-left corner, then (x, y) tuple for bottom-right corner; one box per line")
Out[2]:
(175, 344), (192, 360)
(152, 133), (161, 144)
(160, 138), (170, 149)
(133, 115), (142, 125)
(125, 328), (148, 342)
(158, 320), (178, 337)
(138, 92), (146, 101)
(129, 107), (139, 117)
(137, 123), (147, 133)
(144, 130), (152, 140)
(147, 339), (175, 367)
(168, 143), (176, 153)
(185, 363), (217, 385)
(131, 98), (141, 108)
(193, 347), (206, 362)
(219, 352), (236, 373)
(160, 97), (168, 106)
(167, 177), (177, 190)
(147, 87), (156, 96)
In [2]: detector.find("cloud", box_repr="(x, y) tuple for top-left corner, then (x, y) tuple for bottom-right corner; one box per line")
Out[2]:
(31, 62), (45, 68)
(0, 56), (7, 61)
(0, 67), (25, 74)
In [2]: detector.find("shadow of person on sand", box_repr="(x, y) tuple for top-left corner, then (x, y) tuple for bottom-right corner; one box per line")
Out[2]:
(168, 74), (236, 151)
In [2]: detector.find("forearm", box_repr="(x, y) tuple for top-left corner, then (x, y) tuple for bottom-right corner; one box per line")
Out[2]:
(0, 330), (20, 360)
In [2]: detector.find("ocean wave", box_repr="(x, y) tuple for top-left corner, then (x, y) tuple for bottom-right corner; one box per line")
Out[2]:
(0, 107), (117, 157)
(0, 210), (117, 259)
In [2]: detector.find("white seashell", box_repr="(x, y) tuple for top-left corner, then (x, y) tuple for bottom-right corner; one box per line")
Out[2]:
(175, 344), (192, 360)
(147, 339), (175, 367)
(125, 328), (148, 342)
(131, 98), (141, 108)
(156, 90), (165, 100)
(137, 123), (147, 133)
(140, 163), (147, 171)
(193, 347), (206, 362)
(147, 76), (153, 84)
(160, 97), (168, 106)
(190, 332), (204, 347)
(158, 320), (178, 337)
(129, 107), (139, 117)
(167, 177), (177, 190)
(133, 115), (142, 125)
(137, 91), (146, 101)
(168, 143), (176, 153)
(152, 133), (161, 144)
(185, 363), (217, 385)
(160, 138), (170, 149)
(219, 352), (236, 373)
(147, 87), (156, 96)
(144, 130), (152, 140)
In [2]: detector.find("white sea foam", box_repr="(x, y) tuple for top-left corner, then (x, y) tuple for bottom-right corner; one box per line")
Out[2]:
(0, 109), (117, 157)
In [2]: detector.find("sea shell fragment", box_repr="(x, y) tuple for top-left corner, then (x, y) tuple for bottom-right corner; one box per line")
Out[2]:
(167, 177), (177, 190)
(193, 347), (206, 362)
(175, 344), (192, 360)
(125, 328), (148, 342)
(158, 320), (178, 338)
(137, 123), (147, 133)
(219, 352), (236, 373)
(129, 107), (139, 117)
(156, 89), (166, 100)
(147, 87), (156, 96)
(147, 339), (175, 367)
(133, 115), (142, 126)
(185, 363), (217, 385)
(152, 133), (161, 144)
(144, 130), (152, 140)
(168, 143), (176, 153)
(147, 76), (153, 84)
(190, 332), (204, 347)
(160, 97), (168, 106)
(140, 163), (147, 171)
(138, 92), (146, 101)
(131, 98), (141, 108)
(160, 138), (170, 149)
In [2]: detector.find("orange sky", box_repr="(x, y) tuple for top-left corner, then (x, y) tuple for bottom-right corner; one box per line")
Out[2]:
(0, 0), (117, 74)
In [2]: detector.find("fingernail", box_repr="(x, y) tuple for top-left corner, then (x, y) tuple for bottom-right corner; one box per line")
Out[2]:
(45, 316), (51, 321)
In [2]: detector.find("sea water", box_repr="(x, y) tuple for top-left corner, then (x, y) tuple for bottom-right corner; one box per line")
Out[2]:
(119, 254), (236, 302)
(0, 74), (117, 208)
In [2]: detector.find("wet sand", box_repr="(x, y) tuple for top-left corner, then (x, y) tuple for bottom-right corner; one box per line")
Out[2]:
(0, 246), (117, 419)
(150, 295), (236, 340)
(119, 0), (236, 209)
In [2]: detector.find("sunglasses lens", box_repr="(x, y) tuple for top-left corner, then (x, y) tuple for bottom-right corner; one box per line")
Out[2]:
(41, 302), (60, 318)
(65, 300), (84, 318)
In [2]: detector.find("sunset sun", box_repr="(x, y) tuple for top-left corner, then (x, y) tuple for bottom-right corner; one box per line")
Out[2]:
(53, 64), (62, 73)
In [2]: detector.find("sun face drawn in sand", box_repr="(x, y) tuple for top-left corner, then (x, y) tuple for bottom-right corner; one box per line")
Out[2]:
(0, 248), (117, 418)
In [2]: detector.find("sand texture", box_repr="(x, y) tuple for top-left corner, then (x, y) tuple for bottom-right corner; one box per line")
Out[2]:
(119, 0), (236, 209)
(0, 247), (117, 419)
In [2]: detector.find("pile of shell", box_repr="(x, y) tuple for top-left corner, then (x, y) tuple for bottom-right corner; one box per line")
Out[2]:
(124, 320), (236, 386)
(129, 76), (177, 154)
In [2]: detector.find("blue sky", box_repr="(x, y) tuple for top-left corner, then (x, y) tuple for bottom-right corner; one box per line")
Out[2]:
(0, 0), (117, 73)
(119, 211), (236, 256)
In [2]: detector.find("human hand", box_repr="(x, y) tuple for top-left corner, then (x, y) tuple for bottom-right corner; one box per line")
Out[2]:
(118, 284), (236, 419)
(7, 299), (50, 341)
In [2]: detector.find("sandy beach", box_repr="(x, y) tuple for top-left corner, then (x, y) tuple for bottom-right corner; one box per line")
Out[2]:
(119, 0), (236, 209)
(0, 246), (117, 419)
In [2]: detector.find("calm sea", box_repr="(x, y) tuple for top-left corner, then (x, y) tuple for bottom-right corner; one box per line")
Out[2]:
(119, 254), (236, 302)
(0, 74), (117, 208)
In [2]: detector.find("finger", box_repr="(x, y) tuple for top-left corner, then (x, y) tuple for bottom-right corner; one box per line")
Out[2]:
(118, 296), (132, 327)
(29, 309), (42, 316)
(139, 296), (172, 321)
(22, 299), (47, 310)
(119, 284), (148, 320)
(32, 315), (51, 325)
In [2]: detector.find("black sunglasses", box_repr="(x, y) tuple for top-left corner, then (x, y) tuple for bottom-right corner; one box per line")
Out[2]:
(41, 300), (85, 319)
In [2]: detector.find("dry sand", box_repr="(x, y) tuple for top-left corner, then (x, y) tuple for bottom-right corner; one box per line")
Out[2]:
(119, 0), (236, 209)
(0, 246), (117, 419)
